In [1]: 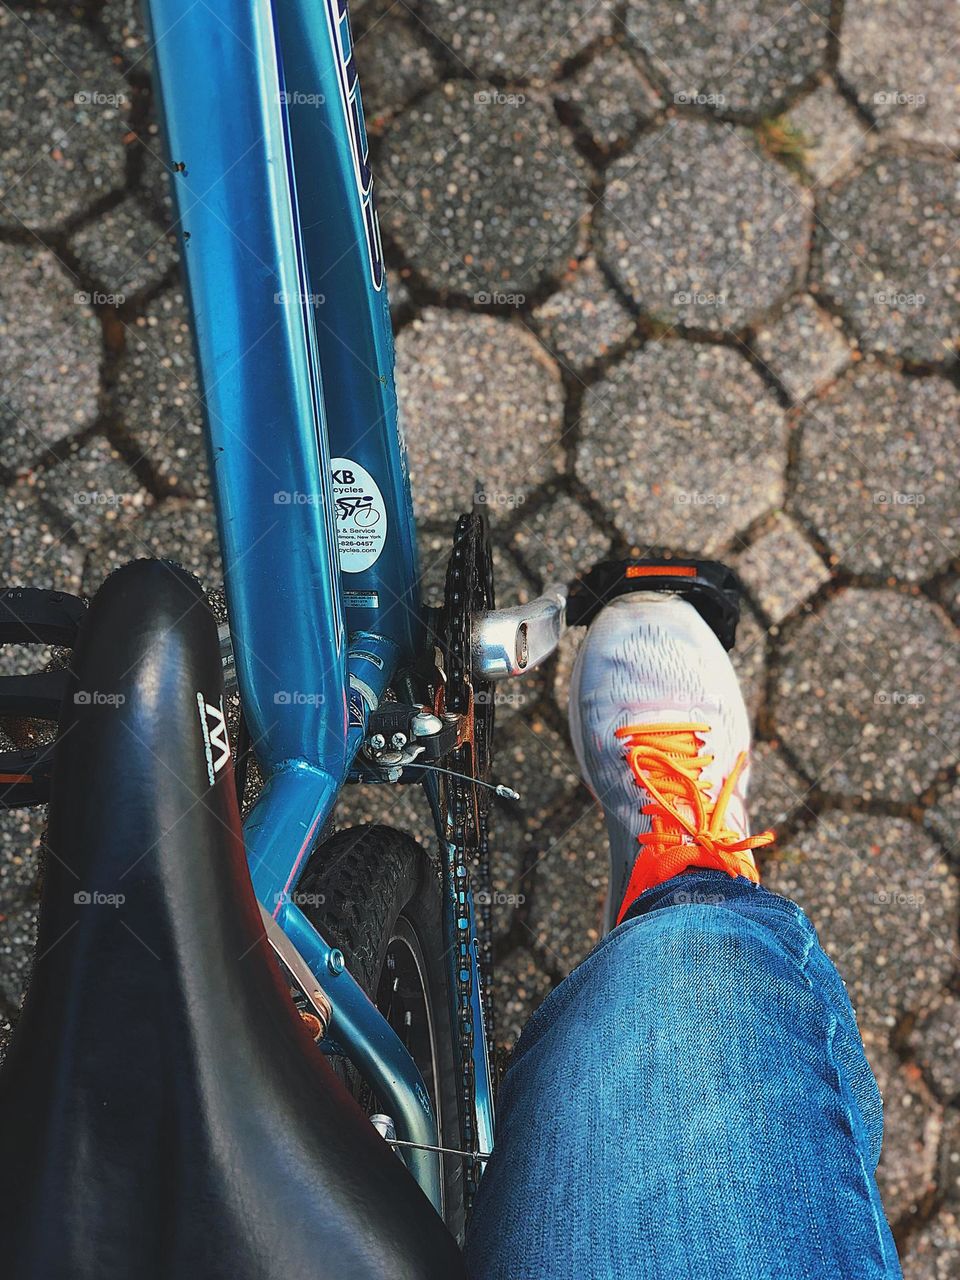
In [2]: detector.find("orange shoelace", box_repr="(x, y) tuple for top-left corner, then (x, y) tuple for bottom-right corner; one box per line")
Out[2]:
(614, 722), (775, 924)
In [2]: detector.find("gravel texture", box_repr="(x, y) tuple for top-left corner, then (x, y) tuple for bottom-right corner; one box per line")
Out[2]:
(577, 341), (788, 552)
(910, 997), (960, 1100)
(379, 83), (592, 299)
(532, 256), (634, 371)
(112, 289), (205, 494)
(0, 9), (130, 230)
(773, 589), (960, 801)
(599, 118), (811, 332)
(33, 435), (150, 540)
(353, 8), (440, 126)
(812, 148), (960, 366)
(0, 243), (101, 470)
(793, 364), (960, 580)
(622, 0), (832, 119)
(838, 0), (960, 152)
(508, 489), (610, 587)
(750, 293), (852, 401)
(765, 811), (959, 1040)
(68, 196), (176, 299)
(746, 740), (811, 834)
(81, 497), (222, 595)
(555, 43), (664, 154)
(409, 0), (613, 83)
(783, 81), (871, 187)
(735, 513), (830, 623)
(2, 482), (84, 594)
(395, 308), (564, 521)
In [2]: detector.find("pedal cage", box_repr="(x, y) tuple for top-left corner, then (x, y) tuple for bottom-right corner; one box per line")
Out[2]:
(566, 558), (742, 651)
(0, 587), (87, 809)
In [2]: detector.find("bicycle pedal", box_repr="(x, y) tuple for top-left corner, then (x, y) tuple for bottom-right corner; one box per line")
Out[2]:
(0, 588), (86, 810)
(0, 744), (56, 808)
(0, 587), (86, 647)
(566, 558), (742, 651)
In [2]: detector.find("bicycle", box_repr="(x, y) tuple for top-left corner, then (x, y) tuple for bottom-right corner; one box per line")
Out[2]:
(0, 1), (747, 1273)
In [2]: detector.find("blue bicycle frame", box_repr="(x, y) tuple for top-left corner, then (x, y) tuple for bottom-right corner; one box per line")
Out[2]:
(144, 0), (494, 1211)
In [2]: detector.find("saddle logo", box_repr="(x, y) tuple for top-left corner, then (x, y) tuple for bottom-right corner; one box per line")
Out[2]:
(196, 693), (231, 785)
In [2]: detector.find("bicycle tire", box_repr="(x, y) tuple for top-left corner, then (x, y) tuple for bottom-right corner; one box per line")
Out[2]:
(296, 824), (466, 1241)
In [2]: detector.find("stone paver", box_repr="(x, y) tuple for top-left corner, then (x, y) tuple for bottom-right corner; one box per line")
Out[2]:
(735, 513), (830, 624)
(910, 996), (960, 1100)
(747, 740), (810, 834)
(555, 44), (664, 154)
(532, 257), (634, 371)
(509, 489), (610, 587)
(113, 290), (205, 494)
(68, 196), (176, 299)
(813, 148), (960, 366)
(353, 9), (440, 127)
(0, 809), (43, 915)
(793, 365), (960, 581)
(774, 589), (960, 801)
(395, 308), (564, 521)
(1, 0), (958, 1225)
(2, 482), (84, 594)
(34, 435), (151, 539)
(750, 293), (852, 400)
(599, 119), (811, 332)
(81, 497), (222, 595)
(410, 0), (613, 83)
(379, 83), (592, 299)
(765, 811), (958, 1039)
(578, 341), (788, 552)
(526, 801), (608, 974)
(623, 0), (832, 119)
(783, 82), (871, 187)
(0, 243), (101, 471)
(838, 0), (960, 152)
(870, 1049), (942, 1225)
(0, 9), (130, 230)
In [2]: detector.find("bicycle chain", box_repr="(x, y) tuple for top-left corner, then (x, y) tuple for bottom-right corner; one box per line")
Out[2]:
(440, 511), (496, 1209)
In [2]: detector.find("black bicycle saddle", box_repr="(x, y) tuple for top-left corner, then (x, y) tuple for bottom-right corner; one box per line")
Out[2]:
(0, 560), (466, 1280)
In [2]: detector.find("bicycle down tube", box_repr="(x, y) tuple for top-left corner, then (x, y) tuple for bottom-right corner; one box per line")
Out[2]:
(144, 0), (450, 1204)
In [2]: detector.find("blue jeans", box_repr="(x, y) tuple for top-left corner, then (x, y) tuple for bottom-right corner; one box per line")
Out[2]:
(465, 872), (902, 1279)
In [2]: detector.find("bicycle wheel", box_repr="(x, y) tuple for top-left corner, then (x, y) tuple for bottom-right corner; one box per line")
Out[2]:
(296, 824), (466, 1241)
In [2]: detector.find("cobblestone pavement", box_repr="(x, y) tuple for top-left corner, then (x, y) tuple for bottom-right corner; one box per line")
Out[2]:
(1, 0), (959, 1267)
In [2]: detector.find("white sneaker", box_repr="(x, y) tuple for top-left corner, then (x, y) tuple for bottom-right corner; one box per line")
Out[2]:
(568, 593), (772, 931)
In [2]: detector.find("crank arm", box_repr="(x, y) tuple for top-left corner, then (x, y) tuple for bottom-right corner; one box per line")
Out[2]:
(471, 584), (567, 680)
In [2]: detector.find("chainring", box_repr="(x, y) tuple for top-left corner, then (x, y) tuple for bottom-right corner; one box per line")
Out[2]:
(437, 510), (499, 1201)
